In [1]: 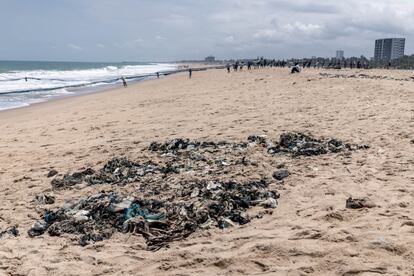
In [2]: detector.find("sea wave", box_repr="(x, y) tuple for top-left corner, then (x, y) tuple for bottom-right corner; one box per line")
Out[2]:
(0, 63), (177, 95)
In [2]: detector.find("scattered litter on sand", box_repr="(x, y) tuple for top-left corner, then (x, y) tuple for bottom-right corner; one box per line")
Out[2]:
(29, 178), (277, 250)
(346, 197), (376, 209)
(273, 169), (290, 181)
(28, 132), (367, 250)
(267, 132), (368, 157)
(47, 169), (58, 178)
(0, 226), (19, 238)
(35, 193), (55, 205)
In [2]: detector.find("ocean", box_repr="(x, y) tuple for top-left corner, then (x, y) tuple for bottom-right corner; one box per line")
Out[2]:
(0, 60), (177, 111)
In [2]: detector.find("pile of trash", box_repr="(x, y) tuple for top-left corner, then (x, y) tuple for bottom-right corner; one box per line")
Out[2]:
(149, 133), (366, 158)
(0, 226), (19, 238)
(148, 138), (237, 153)
(267, 132), (368, 156)
(30, 132), (367, 249)
(29, 178), (278, 251)
(50, 132), (366, 190)
(51, 159), (182, 189)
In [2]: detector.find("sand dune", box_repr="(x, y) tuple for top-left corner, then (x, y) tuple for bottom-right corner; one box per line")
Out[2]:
(0, 67), (413, 275)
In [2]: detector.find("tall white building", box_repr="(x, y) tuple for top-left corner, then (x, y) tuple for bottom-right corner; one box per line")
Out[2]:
(336, 50), (344, 59)
(374, 38), (405, 61)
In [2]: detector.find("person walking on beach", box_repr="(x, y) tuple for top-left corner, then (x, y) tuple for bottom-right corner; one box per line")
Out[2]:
(233, 61), (239, 71)
(226, 63), (231, 73)
(291, 63), (301, 74)
(189, 68), (192, 79)
(156, 72), (160, 78)
(121, 77), (127, 87)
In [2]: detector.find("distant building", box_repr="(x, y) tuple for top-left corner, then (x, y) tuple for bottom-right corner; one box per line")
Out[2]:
(205, 56), (216, 62)
(336, 50), (344, 59)
(374, 38), (405, 61)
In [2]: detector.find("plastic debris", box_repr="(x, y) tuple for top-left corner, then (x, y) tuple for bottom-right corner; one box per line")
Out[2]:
(30, 178), (278, 250)
(259, 198), (278, 209)
(30, 133), (367, 250)
(35, 193), (55, 205)
(47, 169), (58, 178)
(0, 226), (19, 238)
(346, 197), (376, 209)
(28, 220), (48, 237)
(267, 132), (368, 157)
(273, 169), (290, 181)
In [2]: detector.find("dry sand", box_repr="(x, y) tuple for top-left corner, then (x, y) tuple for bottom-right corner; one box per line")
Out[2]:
(0, 67), (413, 275)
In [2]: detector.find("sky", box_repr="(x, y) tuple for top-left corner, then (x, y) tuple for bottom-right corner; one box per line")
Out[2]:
(1, 0), (413, 62)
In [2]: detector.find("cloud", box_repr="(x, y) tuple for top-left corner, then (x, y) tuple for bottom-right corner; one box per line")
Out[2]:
(68, 43), (82, 51)
(224, 36), (235, 43)
(253, 29), (279, 41)
(155, 35), (167, 41)
(2, 0), (414, 61)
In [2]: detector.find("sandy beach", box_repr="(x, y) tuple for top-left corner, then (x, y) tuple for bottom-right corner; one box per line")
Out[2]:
(0, 67), (413, 275)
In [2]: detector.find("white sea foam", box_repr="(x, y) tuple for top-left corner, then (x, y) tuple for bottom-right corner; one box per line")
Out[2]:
(0, 63), (177, 111)
(0, 63), (177, 94)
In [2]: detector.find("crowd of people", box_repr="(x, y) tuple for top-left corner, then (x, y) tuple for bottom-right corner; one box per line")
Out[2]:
(222, 56), (376, 74)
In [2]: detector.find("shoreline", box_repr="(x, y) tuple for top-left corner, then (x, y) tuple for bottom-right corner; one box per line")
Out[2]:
(0, 74), (158, 116)
(0, 63), (222, 115)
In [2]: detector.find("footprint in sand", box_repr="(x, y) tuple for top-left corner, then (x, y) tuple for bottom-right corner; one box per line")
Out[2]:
(289, 229), (324, 240)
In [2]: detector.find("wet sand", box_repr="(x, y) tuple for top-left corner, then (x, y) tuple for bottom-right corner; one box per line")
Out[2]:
(0, 67), (413, 275)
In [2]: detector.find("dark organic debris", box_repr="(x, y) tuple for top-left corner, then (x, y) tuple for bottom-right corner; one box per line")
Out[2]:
(273, 169), (290, 181)
(51, 133), (366, 190)
(51, 168), (95, 189)
(346, 197), (376, 209)
(51, 158), (182, 190)
(0, 226), (19, 238)
(87, 158), (181, 186)
(47, 169), (59, 178)
(35, 133), (368, 249)
(148, 138), (236, 153)
(268, 132), (368, 157)
(29, 178), (278, 251)
(35, 193), (55, 205)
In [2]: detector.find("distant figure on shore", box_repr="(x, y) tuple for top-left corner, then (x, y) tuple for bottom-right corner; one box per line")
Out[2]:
(156, 72), (160, 78)
(189, 68), (192, 79)
(226, 64), (231, 73)
(121, 77), (127, 87)
(291, 63), (301, 74)
(25, 77), (27, 82)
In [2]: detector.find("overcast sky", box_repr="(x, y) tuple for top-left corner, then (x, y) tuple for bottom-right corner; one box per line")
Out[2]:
(1, 0), (413, 62)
